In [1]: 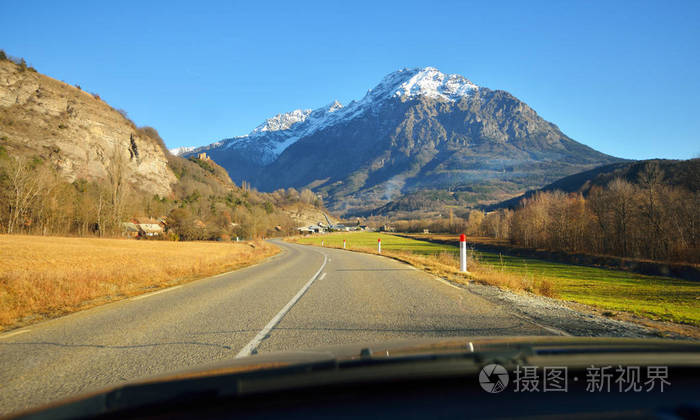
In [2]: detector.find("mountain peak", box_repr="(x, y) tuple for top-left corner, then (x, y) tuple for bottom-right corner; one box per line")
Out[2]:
(363, 66), (479, 104)
(251, 109), (312, 134)
(327, 99), (343, 112)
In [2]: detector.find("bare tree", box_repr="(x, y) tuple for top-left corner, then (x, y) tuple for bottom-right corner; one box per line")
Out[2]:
(467, 210), (484, 236)
(299, 188), (316, 204)
(607, 178), (638, 257)
(4, 156), (44, 234)
(104, 145), (131, 235)
(637, 163), (666, 259)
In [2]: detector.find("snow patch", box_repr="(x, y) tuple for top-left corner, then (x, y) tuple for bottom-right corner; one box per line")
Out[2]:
(169, 146), (195, 156)
(373, 66), (478, 102)
(251, 109), (312, 134)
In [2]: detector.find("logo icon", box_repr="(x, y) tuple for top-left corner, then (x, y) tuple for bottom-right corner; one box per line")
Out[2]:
(479, 364), (509, 393)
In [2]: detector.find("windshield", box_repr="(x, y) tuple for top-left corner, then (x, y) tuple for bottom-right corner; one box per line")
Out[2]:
(0, 1), (698, 417)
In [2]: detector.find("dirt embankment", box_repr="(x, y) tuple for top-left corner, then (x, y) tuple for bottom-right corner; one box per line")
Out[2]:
(397, 234), (700, 281)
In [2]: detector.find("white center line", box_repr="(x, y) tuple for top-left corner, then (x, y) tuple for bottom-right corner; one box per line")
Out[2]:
(236, 253), (328, 358)
(0, 329), (29, 339)
(131, 285), (182, 301)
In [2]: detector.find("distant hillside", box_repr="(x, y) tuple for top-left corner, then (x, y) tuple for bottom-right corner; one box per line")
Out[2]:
(354, 189), (468, 219)
(488, 158), (700, 210)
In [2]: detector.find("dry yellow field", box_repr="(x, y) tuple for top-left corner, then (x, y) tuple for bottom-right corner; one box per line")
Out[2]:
(0, 235), (278, 330)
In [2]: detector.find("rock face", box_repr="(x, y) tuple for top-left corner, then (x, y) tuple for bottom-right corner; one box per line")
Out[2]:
(0, 60), (176, 197)
(188, 67), (622, 214)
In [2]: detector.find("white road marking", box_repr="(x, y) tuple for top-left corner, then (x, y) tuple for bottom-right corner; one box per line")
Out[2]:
(131, 285), (182, 301)
(236, 254), (328, 358)
(510, 312), (572, 336)
(318, 272), (327, 281)
(431, 275), (466, 291)
(211, 271), (233, 279)
(0, 329), (29, 339)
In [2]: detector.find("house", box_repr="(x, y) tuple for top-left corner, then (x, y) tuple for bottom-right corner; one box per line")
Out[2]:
(297, 224), (324, 234)
(121, 222), (140, 238)
(379, 225), (395, 232)
(133, 217), (164, 236)
(122, 217), (165, 238)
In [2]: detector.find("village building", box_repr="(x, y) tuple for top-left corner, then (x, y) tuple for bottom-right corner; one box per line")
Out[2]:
(121, 217), (165, 238)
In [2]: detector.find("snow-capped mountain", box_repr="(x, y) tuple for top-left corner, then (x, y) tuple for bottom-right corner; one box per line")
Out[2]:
(184, 66), (621, 214)
(188, 99), (344, 165)
(187, 67), (478, 164)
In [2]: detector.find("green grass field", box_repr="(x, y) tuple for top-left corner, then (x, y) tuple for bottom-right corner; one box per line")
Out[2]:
(295, 232), (700, 326)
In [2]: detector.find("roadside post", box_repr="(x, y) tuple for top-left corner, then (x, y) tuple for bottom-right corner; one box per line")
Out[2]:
(321, 240), (324, 247)
(343, 239), (346, 249)
(459, 234), (467, 272)
(378, 238), (381, 254)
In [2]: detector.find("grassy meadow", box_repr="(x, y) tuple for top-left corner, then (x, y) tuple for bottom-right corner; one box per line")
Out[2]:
(0, 235), (278, 330)
(293, 232), (700, 327)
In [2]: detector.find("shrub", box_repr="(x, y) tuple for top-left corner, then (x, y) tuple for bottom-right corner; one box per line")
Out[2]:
(188, 157), (216, 174)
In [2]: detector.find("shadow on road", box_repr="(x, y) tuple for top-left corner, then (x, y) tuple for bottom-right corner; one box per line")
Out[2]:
(0, 340), (239, 351)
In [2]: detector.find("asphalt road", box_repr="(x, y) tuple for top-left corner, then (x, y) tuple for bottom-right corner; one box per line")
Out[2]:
(0, 240), (559, 415)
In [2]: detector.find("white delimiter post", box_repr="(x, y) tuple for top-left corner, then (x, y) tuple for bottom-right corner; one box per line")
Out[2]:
(343, 239), (346, 249)
(459, 234), (467, 272)
(378, 238), (381, 254)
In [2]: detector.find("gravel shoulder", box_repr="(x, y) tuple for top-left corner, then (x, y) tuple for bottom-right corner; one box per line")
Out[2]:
(463, 282), (660, 339)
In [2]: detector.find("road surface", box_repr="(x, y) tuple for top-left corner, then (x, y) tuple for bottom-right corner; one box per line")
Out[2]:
(0, 240), (559, 415)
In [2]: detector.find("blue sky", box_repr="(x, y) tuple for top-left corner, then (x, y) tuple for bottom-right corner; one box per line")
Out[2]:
(2, 0), (698, 159)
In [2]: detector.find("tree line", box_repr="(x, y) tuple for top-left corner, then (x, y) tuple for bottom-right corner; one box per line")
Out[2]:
(477, 181), (697, 263)
(0, 146), (320, 241)
(391, 164), (698, 264)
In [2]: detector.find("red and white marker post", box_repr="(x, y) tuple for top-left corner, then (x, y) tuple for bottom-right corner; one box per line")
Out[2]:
(343, 239), (346, 249)
(459, 234), (467, 272)
(378, 238), (382, 254)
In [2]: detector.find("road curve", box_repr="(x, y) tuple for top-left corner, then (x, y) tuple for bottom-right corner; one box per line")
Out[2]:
(0, 240), (556, 415)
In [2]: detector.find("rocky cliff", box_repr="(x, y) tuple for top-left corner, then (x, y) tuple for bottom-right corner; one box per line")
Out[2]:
(0, 59), (175, 197)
